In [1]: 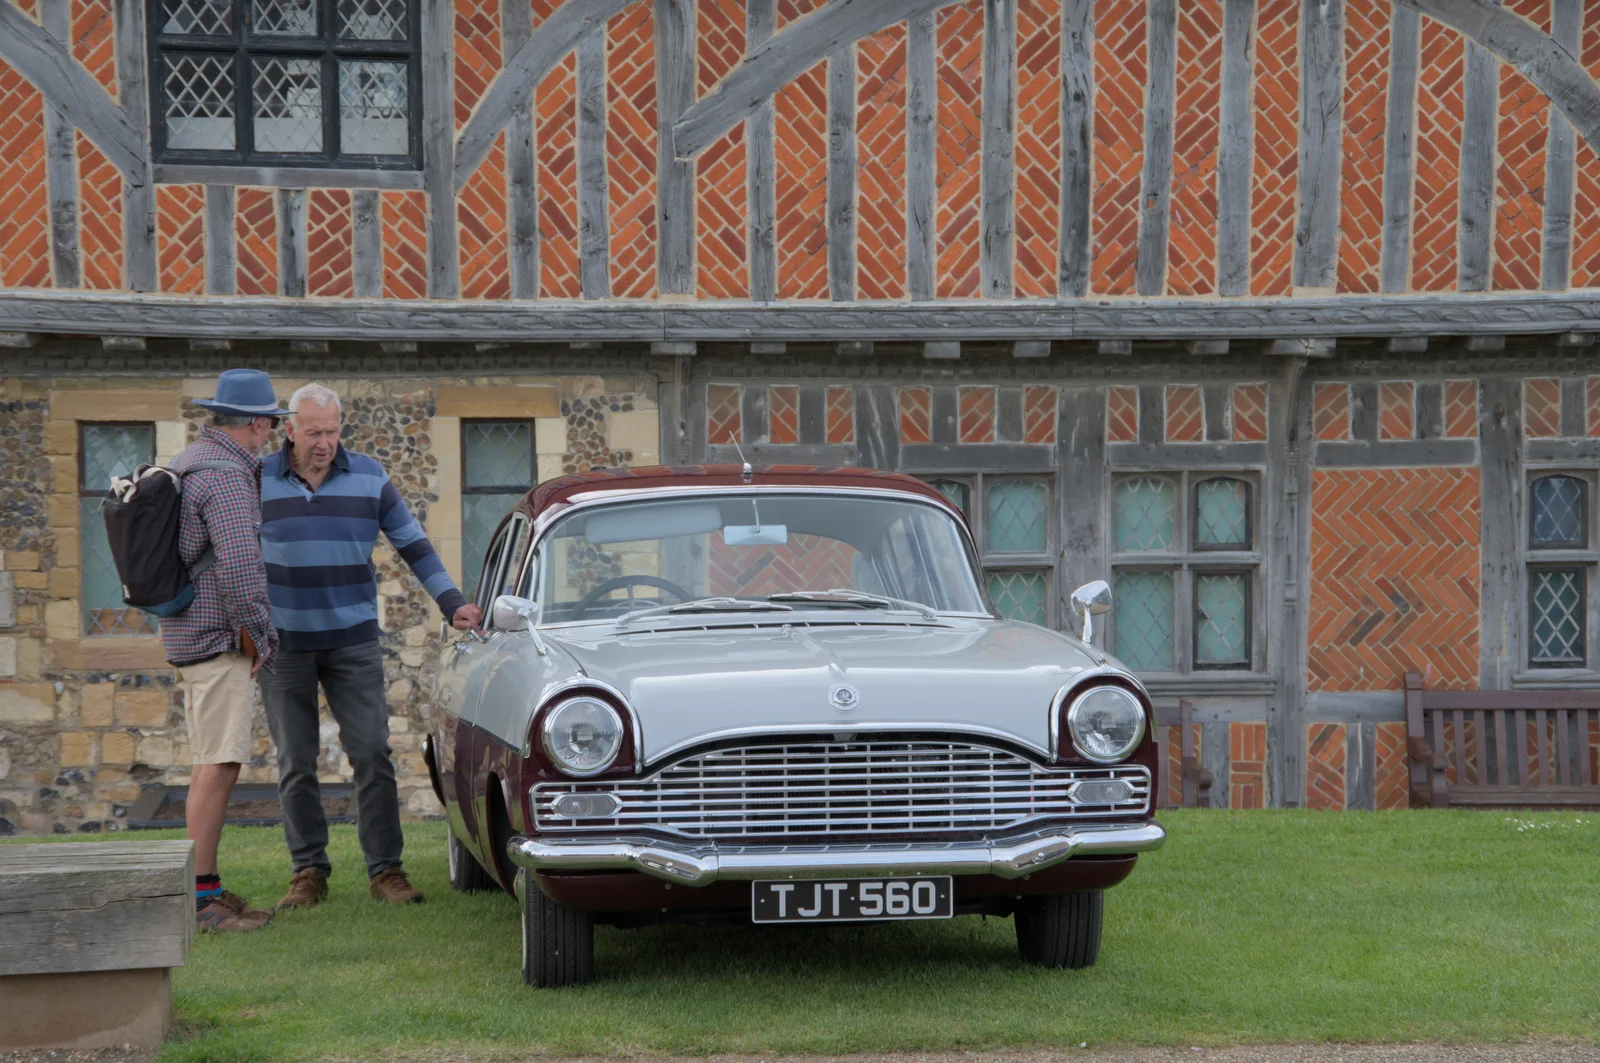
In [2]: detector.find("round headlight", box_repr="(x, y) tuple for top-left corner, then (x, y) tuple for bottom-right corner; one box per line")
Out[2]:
(1066, 685), (1146, 763)
(541, 697), (624, 777)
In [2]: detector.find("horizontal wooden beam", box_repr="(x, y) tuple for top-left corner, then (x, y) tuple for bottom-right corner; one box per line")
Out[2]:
(4, 291), (1600, 343)
(153, 164), (424, 191)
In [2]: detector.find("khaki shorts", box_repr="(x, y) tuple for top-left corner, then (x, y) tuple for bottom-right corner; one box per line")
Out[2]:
(177, 653), (254, 765)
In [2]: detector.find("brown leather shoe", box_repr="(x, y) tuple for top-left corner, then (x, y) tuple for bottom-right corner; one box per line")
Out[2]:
(275, 867), (329, 910)
(196, 891), (274, 932)
(369, 867), (424, 904)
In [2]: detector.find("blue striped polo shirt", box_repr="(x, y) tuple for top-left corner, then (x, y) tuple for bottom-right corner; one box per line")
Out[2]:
(261, 444), (466, 651)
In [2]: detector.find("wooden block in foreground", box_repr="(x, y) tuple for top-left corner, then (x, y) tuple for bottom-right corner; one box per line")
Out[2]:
(0, 840), (194, 1050)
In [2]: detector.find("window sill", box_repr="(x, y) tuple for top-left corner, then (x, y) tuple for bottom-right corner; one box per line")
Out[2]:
(1511, 669), (1600, 690)
(153, 163), (424, 191)
(1137, 672), (1276, 697)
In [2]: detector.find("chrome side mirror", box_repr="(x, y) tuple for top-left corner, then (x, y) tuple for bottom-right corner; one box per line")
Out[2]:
(492, 594), (539, 632)
(1070, 580), (1113, 643)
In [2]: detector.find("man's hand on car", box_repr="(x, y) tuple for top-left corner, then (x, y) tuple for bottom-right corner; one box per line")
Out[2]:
(452, 603), (484, 631)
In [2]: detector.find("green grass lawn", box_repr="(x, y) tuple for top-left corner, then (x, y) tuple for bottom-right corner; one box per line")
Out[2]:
(15, 810), (1600, 1061)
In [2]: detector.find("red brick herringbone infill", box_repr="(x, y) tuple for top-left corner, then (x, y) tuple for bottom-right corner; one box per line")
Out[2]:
(900, 387), (932, 445)
(1305, 722), (1347, 810)
(1014, 0), (1061, 298)
(826, 386), (855, 444)
(1378, 381), (1415, 441)
(77, 136), (122, 290)
(1167, 0), (1221, 295)
(1338, 0), (1390, 293)
(1091, 0), (1145, 295)
(538, 50), (580, 299)
(460, 137), (511, 299)
(608, 3), (659, 298)
(1023, 386), (1057, 445)
(1576, 7), (1600, 287)
(775, 0), (828, 300)
(936, 0), (983, 298)
(72, 0), (117, 94)
(858, 24), (908, 299)
(1106, 386), (1139, 443)
(1164, 724), (1201, 807)
(1444, 379), (1479, 438)
(1306, 468), (1482, 693)
(1375, 720), (1409, 809)
(696, 0), (749, 299)
(1524, 377), (1561, 439)
(1229, 721), (1266, 809)
(1413, 20), (1465, 291)
(0, 56), (51, 288)
(1493, 0), (1550, 292)
(307, 188), (353, 298)
(707, 384), (742, 445)
(235, 187), (278, 296)
(1232, 383), (1267, 442)
(157, 184), (205, 295)
(768, 385), (799, 445)
(1313, 383), (1351, 441)
(959, 386), (996, 444)
(1251, 0), (1298, 296)
(1164, 385), (1203, 442)
(381, 190), (427, 299)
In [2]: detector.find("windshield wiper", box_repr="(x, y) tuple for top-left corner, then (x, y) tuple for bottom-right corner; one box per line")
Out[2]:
(766, 589), (938, 622)
(616, 597), (793, 628)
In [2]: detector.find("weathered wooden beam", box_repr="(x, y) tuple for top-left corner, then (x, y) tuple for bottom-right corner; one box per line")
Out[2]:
(1478, 376), (1521, 688)
(656, 0), (695, 295)
(188, 338), (231, 352)
(152, 164), (424, 191)
(0, 332), (41, 347)
(747, 1), (777, 302)
(1013, 340), (1050, 358)
(40, 0), (80, 289)
(1136, 0), (1177, 298)
(907, 10), (937, 302)
(1184, 339), (1230, 356)
(101, 336), (145, 352)
(837, 340), (874, 357)
(278, 189), (308, 299)
(1543, 0), (1580, 292)
(1381, 4), (1421, 294)
(1058, 386), (1107, 633)
(378, 341), (417, 354)
(650, 340), (696, 356)
(924, 340), (961, 360)
(828, 45), (857, 301)
(289, 339), (328, 353)
(351, 190), (382, 299)
(577, 26), (610, 299)
(1054, 0), (1096, 298)
(204, 186), (235, 296)
(0, 1), (144, 176)
(1387, 336), (1429, 352)
(1294, 0), (1343, 289)
(981, 0), (1015, 298)
(749, 340), (787, 354)
(113, 0), (154, 291)
(1216, 0), (1253, 296)
(423, 0), (458, 298)
(1458, 35), (1498, 293)
(504, 0), (539, 300)
(1270, 337), (1337, 357)
(674, 0), (968, 159)
(1465, 334), (1506, 351)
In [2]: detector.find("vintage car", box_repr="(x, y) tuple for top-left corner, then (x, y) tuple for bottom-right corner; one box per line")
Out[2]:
(422, 464), (1164, 987)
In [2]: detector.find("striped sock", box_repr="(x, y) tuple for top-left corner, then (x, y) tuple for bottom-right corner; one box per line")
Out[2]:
(196, 873), (222, 910)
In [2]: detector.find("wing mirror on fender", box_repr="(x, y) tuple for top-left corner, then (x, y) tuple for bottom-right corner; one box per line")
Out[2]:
(1070, 580), (1113, 643)
(492, 594), (540, 632)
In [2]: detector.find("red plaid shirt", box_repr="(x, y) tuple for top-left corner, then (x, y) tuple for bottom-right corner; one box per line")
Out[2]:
(159, 427), (279, 667)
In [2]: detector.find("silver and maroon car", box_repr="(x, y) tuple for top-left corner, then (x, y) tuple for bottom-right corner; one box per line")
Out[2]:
(422, 465), (1165, 986)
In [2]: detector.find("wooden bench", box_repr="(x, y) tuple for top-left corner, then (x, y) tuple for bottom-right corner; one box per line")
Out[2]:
(1153, 699), (1214, 808)
(0, 840), (194, 1050)
(1404, 672), (1600, 809)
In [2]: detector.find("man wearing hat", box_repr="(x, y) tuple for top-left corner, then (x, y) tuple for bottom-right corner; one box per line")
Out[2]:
(162, 369), (287, 932)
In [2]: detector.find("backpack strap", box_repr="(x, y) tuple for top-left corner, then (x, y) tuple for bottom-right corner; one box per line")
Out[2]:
(176, 459), (249, 578)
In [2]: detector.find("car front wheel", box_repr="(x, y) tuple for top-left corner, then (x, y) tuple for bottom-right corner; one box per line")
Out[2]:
(447, 829), (498, 892)
(1015, 890), (1102, 969)
(520, 869), (595, 987)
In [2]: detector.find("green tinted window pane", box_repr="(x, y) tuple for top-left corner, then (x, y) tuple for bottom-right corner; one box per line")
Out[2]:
(988, 571), (1048, 626)
(80, 496), (156, 635)
(928, 479), (970, 518)
(1195, 573), (1249, 665)
(1530, 568), (1584, 665)
(1114, 478), (1175, 552)
(462, 493), (520, 595)
(1195, 478), (1249, 548)
(1113, 571), (1174, 670)
(1531, 476), (1585, 547)
(81, 425), (153, 490)
(986, 479), (1047, 553)
(463, 422), (532, 488)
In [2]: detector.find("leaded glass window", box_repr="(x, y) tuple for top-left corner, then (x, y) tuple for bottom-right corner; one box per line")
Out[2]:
(921, 474), (1054, 627)
(1524, 471), (1595, 670)
(1530, 475), (1586, 549)
(152, 0), (419, 168)
(1110, 471), (1259, 673)
(986, 479), (1048, 554)
(1529, 569), (1585, 667)
(80, 425), (158, 636)
(462, 421), (535, 593)
(987, 571), (1048, 627)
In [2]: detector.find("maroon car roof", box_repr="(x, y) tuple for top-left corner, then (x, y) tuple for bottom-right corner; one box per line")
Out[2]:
(525, 464), (961, 518)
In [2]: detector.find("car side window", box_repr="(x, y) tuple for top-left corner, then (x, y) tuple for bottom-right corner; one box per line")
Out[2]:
(473, 522), (511, 612)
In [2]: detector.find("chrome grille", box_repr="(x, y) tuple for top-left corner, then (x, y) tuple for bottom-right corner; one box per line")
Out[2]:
(533, 740), (1151, 838)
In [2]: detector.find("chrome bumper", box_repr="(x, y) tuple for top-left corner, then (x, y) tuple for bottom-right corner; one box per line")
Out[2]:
(506, 821), (1165, 886)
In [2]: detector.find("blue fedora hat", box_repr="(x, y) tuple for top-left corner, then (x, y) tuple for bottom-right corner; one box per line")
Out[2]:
(193, 368), (290, 417)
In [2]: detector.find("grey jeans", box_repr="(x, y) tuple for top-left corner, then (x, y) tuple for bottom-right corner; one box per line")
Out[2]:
(258, 639), (403, 878)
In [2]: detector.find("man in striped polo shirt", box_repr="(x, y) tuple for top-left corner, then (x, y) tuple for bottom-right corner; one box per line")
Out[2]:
(259, 383), (482, 909)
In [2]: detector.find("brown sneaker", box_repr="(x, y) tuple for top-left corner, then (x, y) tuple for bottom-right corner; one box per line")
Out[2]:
(275, 867), (329, 910)
(196, 891), (274, 932)
(369, 867), (424, 904)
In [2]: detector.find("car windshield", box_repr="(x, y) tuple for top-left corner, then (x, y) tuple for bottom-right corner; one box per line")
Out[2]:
(530, 492), (985, 623)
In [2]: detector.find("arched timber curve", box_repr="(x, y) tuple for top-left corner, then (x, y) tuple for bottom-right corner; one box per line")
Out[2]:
(671, 0), (970, 161)
(452, 0), (641, 195)
(1398, 0), (1600, 156)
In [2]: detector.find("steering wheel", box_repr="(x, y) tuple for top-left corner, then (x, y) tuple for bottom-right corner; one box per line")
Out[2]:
(572, 575), (693, 619)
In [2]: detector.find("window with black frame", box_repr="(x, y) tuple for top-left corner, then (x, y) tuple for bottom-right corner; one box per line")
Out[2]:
(1527, 472), (1593, 669)
(924, 475), (1053, 627)
(462, 420), (535, 592)
(80, 424), (159, 636)
(151, 0), (420, 168)
(1108, 473), (1259, 673)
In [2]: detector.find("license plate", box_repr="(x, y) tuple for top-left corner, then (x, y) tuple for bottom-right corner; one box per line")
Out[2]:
(750, 876), (954, 923)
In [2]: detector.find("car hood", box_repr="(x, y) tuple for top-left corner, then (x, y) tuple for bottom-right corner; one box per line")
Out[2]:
(539, 616), (1119, 765)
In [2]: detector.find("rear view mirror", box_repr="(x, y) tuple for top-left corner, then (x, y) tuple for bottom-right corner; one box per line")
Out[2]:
(723, 524), (788, 547)
(492, 594), (539, 632)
